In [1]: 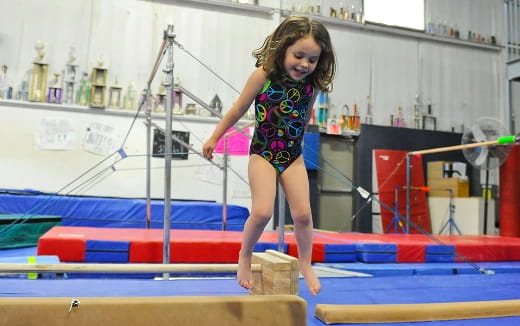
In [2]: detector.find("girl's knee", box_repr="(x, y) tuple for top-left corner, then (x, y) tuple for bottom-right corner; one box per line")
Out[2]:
(249, 212), (272, 228)
(292, 212), (312, 226)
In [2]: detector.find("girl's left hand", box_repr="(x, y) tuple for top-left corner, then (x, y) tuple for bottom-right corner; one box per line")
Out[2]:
(202, 139), (217, 160)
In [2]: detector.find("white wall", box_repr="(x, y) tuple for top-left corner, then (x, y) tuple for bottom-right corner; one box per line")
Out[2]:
(0, 101), (251, 207)
(0, 0), (508, 211)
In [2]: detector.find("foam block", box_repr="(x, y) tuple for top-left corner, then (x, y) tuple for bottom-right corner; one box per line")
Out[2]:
(425, 245), (455, 263)
(303, 131), (320, 170)
(85, 240), (129, 263)
(254, 242), (288, 253)
(0, 295), (307, 326)
(315, 300), (520, 324)
(323, 244), (356, 263)
(356, 243), (397, 263)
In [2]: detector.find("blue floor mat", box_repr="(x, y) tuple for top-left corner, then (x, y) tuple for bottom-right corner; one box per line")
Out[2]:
(0, 246), (37, 258)
(1, 272), (520, 325)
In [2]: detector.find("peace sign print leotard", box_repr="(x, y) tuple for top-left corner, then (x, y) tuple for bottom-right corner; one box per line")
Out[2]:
(249, 77), (314, 174)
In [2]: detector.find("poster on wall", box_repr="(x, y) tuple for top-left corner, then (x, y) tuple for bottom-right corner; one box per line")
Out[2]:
(82, 122), (124, 156)
(35, 117), (76, 150)
(152, 128), (190, 160)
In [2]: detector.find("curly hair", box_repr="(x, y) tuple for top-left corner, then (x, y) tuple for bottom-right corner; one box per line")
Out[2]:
(252, 16), (336, 93)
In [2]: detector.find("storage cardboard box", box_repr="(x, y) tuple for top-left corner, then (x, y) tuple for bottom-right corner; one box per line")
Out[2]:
(427, 161), (451, 179)
(427, 161), (467, 179)
(427, 177), (469, 197)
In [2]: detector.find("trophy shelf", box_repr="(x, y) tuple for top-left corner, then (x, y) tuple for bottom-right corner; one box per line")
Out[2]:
(0, 98), (251, 125)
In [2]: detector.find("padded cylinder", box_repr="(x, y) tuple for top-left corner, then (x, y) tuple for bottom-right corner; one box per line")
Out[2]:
(500, 144), (520, 237)
(315, 300), (520, 324)
(0, 295), (307, 326)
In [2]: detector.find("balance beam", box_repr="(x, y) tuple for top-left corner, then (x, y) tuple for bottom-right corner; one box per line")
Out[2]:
(0, 295), (307, 326)
(0, 250), (299, 295)
(315, 299), (520, 324)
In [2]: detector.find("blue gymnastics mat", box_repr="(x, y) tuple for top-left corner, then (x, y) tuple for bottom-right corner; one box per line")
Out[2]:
(0, 191), (249, 231)
(1, 272), (520, 325)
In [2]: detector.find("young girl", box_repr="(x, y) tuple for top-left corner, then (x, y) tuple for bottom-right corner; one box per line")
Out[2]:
(202, 16), (336, 295)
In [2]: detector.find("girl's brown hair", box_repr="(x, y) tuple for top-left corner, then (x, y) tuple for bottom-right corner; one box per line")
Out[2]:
(253, 16), (336, 92)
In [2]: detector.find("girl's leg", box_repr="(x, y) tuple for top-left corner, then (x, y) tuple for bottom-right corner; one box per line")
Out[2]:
(279, 155), (321, 295)
(237, 154), (277, 289)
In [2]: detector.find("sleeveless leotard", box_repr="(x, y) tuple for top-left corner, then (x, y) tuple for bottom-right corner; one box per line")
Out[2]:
(249, 76), (314, 174)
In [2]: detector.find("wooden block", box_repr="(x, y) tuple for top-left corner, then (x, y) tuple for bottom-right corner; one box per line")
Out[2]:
(266, 250), (299, 294)
(250, 251), (298, 295)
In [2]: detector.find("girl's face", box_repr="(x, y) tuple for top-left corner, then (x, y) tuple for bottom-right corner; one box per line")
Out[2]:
(283, 36), (321, 81)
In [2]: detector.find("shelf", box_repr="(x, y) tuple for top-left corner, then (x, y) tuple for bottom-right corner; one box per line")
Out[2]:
(281, 11), (502, 52)
(171, 2), (500, 52)
(174, 0), (274, 15)
(0, 99), (223, 123)
(318, 127), (360, 139)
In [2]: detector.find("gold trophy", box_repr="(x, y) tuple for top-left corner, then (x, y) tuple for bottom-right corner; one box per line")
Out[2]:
(90, 58), (107, 108)
(108, 78), (122, 109)
(29, 41), (49, 102)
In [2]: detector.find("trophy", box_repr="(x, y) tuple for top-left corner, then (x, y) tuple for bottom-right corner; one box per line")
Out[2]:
(63, 46), (79, 104)
(365, 95), (373, 124)
(76, 72), (90, 106)
(16, 80), (29, 101)
(422, 104), (437, 130)
(209, 94), (223, 117)
(412, 94), (423, 129)
(47, 73), (62, 103)
(173, 73), (183, 114)
(123, 81), (137, 110)
(0, 65), (13, 99)
(108, 78), (122, 109)
(90, 58), (107, 108)
(29, 41), (49, 102)
(154, 84), (166, 112)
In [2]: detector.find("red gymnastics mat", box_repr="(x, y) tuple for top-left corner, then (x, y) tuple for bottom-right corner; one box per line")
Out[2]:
(37, 226), (520, 264)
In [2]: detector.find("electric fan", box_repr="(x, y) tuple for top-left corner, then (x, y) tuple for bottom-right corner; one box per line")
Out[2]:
(461, 117), (512, 233)
(461, 117), (512, 170)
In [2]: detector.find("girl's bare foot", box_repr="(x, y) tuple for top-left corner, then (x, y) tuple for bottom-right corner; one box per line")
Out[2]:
(299, 261), (321, 295)
(237, 253), (254, 290)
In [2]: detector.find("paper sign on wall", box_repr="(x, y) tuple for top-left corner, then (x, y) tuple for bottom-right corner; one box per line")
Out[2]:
(82, 122), (124, 156)
(35, 117), (76, 150)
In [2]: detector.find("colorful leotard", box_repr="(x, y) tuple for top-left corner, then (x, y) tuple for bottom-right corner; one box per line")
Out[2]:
(249, 76), (314, 174)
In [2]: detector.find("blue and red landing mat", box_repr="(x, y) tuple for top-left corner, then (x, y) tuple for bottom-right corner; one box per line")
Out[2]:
(37, 226), (520, 264)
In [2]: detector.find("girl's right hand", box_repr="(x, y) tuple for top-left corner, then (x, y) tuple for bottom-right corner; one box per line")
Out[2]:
(202, 138), (217, 161)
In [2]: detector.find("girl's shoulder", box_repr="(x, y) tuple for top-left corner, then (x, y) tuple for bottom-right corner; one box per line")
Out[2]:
(246, 67), (269, 90)
(250, 66), (269, 81)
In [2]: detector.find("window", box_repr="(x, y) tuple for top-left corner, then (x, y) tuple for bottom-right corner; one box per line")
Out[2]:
(363, 0), (425, 31)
